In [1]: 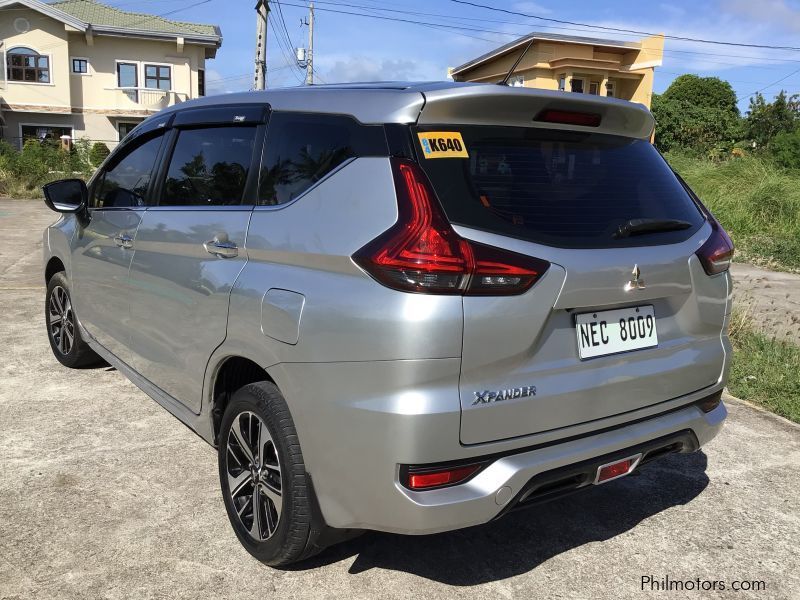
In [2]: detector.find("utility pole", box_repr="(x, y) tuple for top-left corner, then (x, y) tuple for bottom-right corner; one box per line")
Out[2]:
(305, 2), (314, 85)
(253, 0), (269, 90)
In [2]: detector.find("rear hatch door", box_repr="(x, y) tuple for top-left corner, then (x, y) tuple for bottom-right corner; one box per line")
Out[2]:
(413, 98), (729, 445)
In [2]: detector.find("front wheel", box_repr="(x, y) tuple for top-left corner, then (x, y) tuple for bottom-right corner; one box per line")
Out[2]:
(45, 272), (102, 368)
(218, 382), (324, 566)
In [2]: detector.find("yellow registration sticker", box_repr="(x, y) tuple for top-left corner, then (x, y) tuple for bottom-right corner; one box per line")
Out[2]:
(417, 131), (469, 159)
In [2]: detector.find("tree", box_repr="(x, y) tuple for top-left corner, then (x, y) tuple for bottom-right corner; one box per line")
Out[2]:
(771, 129), (800, 169)
(662, 74), (740, 116)
(745, 91), (799, 148)
(651, 75), (741, 153)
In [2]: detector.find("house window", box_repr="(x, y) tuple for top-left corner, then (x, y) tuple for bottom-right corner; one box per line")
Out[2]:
(589, 82), (599, 95)
(21, 125), (72, 143)
(118, 122), (139, 141)
(6, 47), (50, 83)
(558, 75), (566, 91)
(606, 81), (615, 98)
(117, 62), (138, 102)
(570, 78), (584, 93)
(72, 58), (88, 74)
(145, 64), (171, 90)
(508, 75), (524, 87)
(198, 69), (205, 96)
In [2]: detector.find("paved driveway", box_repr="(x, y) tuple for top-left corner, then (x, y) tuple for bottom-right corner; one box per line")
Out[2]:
(1, 198), (798, 599)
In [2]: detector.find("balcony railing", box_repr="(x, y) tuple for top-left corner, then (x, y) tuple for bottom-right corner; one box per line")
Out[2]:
(108, 87), (189, 112)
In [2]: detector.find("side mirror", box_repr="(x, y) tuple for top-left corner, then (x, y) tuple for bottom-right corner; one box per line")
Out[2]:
(42, 179), (88, 214)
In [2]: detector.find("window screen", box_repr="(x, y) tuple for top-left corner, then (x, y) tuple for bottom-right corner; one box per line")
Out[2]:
(93, 135), (163, 208)
(259, 112), (387, 206)
(414, 125), (704, 249)
(161, 127), (256, 206)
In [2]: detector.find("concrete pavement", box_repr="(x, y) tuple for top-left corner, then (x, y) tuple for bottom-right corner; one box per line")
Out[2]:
(1, 198), (798, 599)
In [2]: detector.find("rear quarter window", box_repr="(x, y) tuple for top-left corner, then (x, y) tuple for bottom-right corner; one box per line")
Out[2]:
(259, 112), (387, 206)
(414, 125), (704, 249)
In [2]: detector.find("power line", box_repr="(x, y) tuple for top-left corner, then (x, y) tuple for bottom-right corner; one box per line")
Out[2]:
(448, 0), (800, 52)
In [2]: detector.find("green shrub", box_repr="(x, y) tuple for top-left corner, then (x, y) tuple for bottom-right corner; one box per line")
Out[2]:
(89, 142), (110, 166)
(0, 139), (93, 198)
(771, 129), (800, 169)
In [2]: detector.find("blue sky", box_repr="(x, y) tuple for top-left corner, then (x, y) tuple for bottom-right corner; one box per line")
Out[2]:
(107, 0), (800, 112)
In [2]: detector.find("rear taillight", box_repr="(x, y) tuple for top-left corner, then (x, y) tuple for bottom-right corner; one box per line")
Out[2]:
(353, 158), (549, 295)
(696, 216), (734, 276)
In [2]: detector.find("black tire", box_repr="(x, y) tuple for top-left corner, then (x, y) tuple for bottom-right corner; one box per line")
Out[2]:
(45, 272), (103, 368)
(218, 382), (326, 566)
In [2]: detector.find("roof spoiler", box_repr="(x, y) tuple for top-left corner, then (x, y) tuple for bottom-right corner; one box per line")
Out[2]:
(418, 85), (654, 140)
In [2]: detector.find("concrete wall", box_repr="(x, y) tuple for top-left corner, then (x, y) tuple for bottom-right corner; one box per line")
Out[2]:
(0, 7), (72, 111)
(452, 35), (664, 108)
(1, 5), (209, 148)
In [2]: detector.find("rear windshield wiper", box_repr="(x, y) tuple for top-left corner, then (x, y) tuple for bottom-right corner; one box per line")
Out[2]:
(613, 218), (693, 239)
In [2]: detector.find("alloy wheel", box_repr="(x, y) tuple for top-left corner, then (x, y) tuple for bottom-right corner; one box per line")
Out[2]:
(226, 411), (283, 541)
(48, 285), (75, 355)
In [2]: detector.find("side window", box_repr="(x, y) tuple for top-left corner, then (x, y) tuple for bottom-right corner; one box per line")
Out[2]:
(259, 112), (387, 206)
(93, 135), (163, 208)
(161, 126), (256, 206)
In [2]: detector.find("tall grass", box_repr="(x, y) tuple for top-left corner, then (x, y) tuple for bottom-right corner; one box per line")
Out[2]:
(728, 309), (800, 423)
(667, 153), (800, 271)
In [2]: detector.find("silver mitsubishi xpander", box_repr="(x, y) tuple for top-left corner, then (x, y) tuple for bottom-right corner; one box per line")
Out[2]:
(41, 82), (732, 565)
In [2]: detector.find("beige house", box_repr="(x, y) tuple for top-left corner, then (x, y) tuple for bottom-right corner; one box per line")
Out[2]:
(450, 31), (664, 108)
(0, 0), (221, 148)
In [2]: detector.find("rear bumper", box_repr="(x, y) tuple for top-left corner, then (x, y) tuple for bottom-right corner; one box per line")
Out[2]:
(387, 401), (725, 534)
(273, 359), (726, 535)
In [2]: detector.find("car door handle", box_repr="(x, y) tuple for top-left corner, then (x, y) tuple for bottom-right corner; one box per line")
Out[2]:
(113, 234), (133, 249)
(204, 237), (239, 259)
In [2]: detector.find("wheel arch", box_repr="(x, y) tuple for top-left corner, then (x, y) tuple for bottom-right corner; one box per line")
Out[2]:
(209, 354), (278, 445)
(45, 256), (66, 283)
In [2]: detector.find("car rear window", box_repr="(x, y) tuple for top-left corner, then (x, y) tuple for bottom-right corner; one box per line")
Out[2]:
(413, 125), (704, 249)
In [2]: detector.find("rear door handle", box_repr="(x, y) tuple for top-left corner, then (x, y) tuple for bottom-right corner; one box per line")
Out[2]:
(204, 237), (239, 259)
(113, 234), (133, 249)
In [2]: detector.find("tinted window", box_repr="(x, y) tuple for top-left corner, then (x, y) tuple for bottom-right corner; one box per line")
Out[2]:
(259, 112), (387, 206)
(161, 127), (256, 206)
(415, 125), (704, 249)
(93, 135), (163, 208)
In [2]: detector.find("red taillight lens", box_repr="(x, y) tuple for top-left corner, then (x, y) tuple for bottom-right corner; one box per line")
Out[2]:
(696, 217), (734, 275)
(535, 109), (601, 127)
(353, 158), (549, 295)
(406, 464), (482, 490)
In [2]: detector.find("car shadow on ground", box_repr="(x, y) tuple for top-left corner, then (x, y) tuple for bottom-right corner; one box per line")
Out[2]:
(288, 451), (709, 585)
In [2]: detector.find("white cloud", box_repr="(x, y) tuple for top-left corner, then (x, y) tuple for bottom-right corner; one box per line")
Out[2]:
(317, 55), (443, 83)
(511, 2), (553, 15)
(722, 0), (800, 33)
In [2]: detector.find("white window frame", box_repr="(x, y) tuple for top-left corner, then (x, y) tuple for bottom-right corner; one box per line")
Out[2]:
(5, 45), (54, 86)
(606, 81), (616, 98)
(557, 74), (566, 91)
(70, 56), (90, 76)
(142, 61), (174, 92)
(114, 59), (140, 89)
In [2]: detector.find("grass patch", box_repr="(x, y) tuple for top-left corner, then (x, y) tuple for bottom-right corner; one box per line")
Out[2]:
(728, 310), (800, 422)
(666, 153), (800, 272)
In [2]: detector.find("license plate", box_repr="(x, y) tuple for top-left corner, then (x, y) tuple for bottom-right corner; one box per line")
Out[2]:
(575, 305), (658, 359)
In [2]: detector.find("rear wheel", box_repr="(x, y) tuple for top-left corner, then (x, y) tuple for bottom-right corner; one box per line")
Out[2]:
(218, 382), (325, 566)
(45, 272), (102, 368)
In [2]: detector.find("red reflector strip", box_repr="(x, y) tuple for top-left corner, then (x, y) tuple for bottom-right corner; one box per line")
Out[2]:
(407, 464), (482, 490)
(594, 453), (642, 484)
(535, 109), (601, 127)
